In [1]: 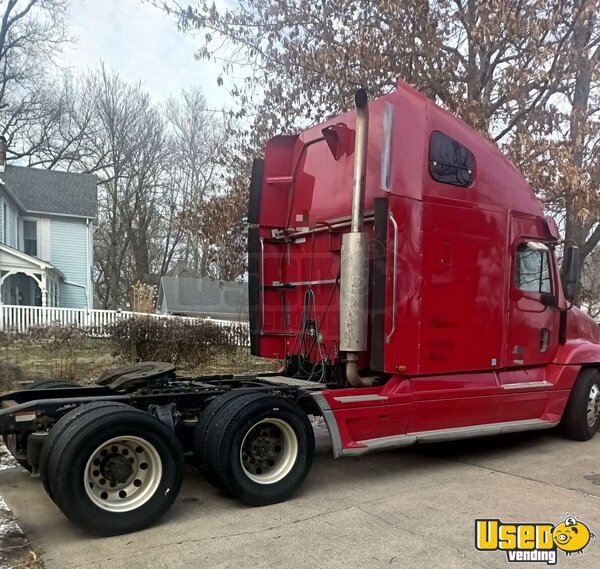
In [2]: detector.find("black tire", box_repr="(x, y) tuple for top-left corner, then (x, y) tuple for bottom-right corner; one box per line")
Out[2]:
(193, 391), (270, 491)
(40, 402), (130, 499)
(204, 394), (314, 506)
(45, 406), (184, 536)
(2, 379), (80, 471)
(563, 368), (600, 441)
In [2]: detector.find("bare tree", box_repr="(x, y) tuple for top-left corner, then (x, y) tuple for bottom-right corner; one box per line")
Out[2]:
(0, 1), (235, 305)
(87, 66), (167, 308)
(0, 0), (90, 165)
(161, 89), (226, 277)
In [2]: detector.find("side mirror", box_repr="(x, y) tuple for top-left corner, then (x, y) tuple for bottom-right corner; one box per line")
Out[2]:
(562, 245), (580, 303)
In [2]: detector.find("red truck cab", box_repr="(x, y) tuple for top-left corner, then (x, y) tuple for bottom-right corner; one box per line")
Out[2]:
(248, 80), (600, 457)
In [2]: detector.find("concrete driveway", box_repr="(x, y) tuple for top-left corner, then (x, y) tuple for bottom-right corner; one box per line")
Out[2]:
(1, 427), (600, 569)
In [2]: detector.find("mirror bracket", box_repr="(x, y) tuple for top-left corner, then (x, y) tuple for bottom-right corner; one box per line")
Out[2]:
(540, 292), (557, 308)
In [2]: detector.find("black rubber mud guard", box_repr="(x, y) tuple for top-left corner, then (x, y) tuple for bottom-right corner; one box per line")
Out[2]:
(247, 158), (265, 356)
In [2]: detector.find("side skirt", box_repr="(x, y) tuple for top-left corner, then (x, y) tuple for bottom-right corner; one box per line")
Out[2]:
(341, 419), (560, 457)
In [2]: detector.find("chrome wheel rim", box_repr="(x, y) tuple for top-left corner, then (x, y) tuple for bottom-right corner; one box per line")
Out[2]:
(84, 436), (162, 512)
(587, 384), (600, 428)
(240, 418), (298, 484)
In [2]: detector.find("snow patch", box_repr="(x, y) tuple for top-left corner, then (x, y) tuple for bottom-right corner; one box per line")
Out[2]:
(0, 496), (22, 538)
(0, 442), (19, 471)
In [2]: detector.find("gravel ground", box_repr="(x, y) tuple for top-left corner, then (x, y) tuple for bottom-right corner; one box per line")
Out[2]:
(0, 443), (43, 569)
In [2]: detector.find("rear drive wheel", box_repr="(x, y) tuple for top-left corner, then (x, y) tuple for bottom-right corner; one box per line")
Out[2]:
(40, 402), (129, 498)
(45, 406), (184, 536)
(563, 368), (600, 441)
(3, 379), (80, 472)
(83, 435), (163, 512)
(204, 394), (314, 506)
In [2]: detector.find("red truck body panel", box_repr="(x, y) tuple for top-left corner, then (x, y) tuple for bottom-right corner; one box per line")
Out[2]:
(251, 80), (600, 455)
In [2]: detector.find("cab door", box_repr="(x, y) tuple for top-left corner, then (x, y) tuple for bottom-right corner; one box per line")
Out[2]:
(501, 216), (560, 421)
(505, 238), (560, 368)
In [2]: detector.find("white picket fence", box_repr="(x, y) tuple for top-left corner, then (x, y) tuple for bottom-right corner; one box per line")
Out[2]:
(0, 304), (250, 346)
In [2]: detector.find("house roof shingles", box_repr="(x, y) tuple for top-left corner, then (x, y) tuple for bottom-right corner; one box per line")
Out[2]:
(0, 165), (97, 218)
(159, 276), (249, 321)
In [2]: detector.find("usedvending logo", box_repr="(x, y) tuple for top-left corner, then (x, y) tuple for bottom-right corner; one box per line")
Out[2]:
(475, 516), (595, 565)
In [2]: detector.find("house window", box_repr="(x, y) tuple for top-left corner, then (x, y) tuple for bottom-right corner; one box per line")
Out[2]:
(23, 220), (37, 257)
(515, 242), (552, 294)
(429, 131), (474, 187)
(2, 201), (6, 244)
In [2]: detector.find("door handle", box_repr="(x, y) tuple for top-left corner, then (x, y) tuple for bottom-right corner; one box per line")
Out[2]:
(540, 328), (550, 352)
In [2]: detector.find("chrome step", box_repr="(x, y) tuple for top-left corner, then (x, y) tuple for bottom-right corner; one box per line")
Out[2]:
(258, 375), (326, 390)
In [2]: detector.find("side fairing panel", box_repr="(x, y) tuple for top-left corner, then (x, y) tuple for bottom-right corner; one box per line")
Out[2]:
(418, 200), (508, 374)
(380, 196), (423, 374)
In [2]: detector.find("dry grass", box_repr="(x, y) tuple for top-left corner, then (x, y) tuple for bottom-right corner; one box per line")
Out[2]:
(0, 338), (278, 389)
(0, 543), (44, 569)
(0, 339), (116, 386)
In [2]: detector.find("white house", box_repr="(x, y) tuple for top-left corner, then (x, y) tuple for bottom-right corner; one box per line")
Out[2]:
(0, 137), (97, 309)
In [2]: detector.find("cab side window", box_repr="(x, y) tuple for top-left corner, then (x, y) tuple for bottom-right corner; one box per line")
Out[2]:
(429, 131), (474, 187)
(515, 243), (552, 293)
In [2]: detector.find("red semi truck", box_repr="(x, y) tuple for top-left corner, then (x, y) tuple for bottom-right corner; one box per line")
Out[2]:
(1, 81), (599, 536)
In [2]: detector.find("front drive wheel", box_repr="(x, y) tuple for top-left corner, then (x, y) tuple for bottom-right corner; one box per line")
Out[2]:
(563, 368), (600, 441)
(45, 407), (184, 536)
(205, 395), (315, 506)
(240, 418), (299, 484)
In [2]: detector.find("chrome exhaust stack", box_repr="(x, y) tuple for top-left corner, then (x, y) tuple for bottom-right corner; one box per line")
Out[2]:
(340, 89), (375, 387)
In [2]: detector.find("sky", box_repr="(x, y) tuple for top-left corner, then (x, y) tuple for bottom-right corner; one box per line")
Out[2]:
(59, 0), (235, 108)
